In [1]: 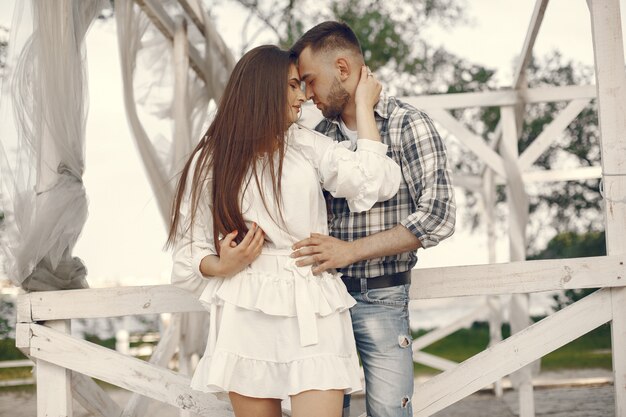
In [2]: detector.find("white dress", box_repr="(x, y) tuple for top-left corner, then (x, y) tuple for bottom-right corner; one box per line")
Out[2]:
(171, 123), (401, 399)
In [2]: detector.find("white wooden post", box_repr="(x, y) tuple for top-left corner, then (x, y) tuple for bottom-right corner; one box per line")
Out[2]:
(115, 319), (130, 355)
(173, 16), (193, 173)
(501, 105), (535, 417)
(587, 1), (626, 415)
(37, 320), (73, 417)
(482, 166), (504, 397)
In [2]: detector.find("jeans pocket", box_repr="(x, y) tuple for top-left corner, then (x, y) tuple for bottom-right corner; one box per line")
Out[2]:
(363, 284), (408, 306)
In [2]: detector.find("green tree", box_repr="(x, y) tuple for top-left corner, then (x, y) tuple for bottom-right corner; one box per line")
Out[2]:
(0, 298), (15, 338)
(227, 0), (473, 94)
(0, 25), (8, 80)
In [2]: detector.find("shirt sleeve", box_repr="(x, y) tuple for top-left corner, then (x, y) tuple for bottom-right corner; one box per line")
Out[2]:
(399, 111), (456, 248)
(170, 163), (216, 297)
(291, 126), (402, 212)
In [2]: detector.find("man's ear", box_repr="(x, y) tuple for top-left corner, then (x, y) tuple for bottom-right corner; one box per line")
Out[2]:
(335, 57), (351, 81)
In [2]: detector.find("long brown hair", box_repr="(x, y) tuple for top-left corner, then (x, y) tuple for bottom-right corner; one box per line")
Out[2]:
(166, 45), (295, 252)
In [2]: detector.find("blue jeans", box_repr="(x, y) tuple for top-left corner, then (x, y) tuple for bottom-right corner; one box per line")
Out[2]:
(345, 282), (414, 417)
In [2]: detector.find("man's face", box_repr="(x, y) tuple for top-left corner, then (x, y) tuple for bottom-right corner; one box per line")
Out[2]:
(298, 47), (350, 119)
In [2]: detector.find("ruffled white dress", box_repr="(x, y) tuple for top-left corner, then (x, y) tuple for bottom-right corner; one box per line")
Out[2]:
(171, 123), (401, 399)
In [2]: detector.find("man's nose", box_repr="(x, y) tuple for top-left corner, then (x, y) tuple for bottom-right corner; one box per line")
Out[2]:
(305, 84), (314, 100)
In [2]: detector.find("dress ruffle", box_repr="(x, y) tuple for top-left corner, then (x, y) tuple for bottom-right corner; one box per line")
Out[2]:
(191, 350), (362, 399)
(193, 251), (362, 397)
(198, 258), (356, 318)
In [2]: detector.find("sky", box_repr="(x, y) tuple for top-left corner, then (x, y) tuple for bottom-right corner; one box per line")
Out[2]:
(1, 0), (626, 297)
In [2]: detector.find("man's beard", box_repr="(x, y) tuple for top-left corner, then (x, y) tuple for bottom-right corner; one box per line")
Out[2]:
(321, 77), (350, 119)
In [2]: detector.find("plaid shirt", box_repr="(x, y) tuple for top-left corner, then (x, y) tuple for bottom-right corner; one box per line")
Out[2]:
(316, 92), (456, 278)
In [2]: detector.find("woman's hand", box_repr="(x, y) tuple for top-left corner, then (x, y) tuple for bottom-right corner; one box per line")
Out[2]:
(354, 66), (382, 109)
(216, 223), (265, 277)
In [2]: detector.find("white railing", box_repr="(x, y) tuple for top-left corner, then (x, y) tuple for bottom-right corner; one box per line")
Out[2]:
(14, 253), (626, 416)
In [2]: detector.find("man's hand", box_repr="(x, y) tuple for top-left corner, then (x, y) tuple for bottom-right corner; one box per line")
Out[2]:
(291, 233), (356, 274)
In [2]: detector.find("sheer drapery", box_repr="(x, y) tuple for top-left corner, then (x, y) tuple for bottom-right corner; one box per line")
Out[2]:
(1, 0), (106, 290)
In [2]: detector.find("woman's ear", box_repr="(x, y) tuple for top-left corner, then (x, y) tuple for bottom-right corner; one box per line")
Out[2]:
(335, 57), (351, 81)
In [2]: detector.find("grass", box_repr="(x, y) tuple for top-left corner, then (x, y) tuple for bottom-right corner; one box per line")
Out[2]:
(412, 321), (612, 375)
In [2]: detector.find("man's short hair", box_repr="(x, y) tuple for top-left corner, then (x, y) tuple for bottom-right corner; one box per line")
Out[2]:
(291, 21), (363, 58)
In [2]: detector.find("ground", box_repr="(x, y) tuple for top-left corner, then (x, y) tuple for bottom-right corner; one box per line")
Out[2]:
(0, 369), (614, 417)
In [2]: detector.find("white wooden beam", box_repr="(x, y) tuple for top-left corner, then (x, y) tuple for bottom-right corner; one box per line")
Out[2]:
(413, 351), (458, 372)
(512, 0), (549, 89)
(521, 84), (596, 103)
(28, 323), (231, 416)
(451, 174), (483, 192)
(403, 85), (595, 110)
(121, 314), (181, 417)
(413, 288), (612, 416)
(587, 1), (626, 415)
(135, 0), (210, 85)
(518, 99), (591, 170)
(521, 166), (601, 183)
(172, 16), (193, 174)
(428, 108), (507, 178)
(177, 0), (236, 70)
(37, 320), (73, 417)
(29, 285), (205, 321)
(501, 105), (535, 417)
(410, 255), (626, 300)
(453, 166), (602, 192)
(71, 372), (123, 417)
(15, 323), (31, 356)
(412, 305), (489, 351)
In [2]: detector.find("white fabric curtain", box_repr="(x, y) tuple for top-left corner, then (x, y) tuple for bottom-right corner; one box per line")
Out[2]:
(1, 0), (106, 290)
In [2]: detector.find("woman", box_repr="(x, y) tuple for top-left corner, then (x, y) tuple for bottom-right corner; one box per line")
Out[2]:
(167, 45), (401, 417)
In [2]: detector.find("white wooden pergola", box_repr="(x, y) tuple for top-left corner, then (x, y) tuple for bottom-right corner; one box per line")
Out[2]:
(9, 0), (626, 416)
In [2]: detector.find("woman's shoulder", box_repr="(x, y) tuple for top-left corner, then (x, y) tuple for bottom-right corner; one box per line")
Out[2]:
(288, 123), (333, 146)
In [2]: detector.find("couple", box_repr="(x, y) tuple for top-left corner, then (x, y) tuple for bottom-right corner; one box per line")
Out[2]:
(168, 22), (456, 417)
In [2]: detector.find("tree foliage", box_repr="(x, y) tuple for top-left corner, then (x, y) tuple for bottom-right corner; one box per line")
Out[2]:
(225, 0), (472, 94)
(0, 25), (8, 81)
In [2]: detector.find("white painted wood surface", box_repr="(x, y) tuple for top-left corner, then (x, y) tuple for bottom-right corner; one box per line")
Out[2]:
(402, 85), (595, 110)
(413, 351), (457, 372)
(512, 0), (548, 89)
(27, 323), (232, 416)
(587, 1), (626, 415)
(412, 305), (489, 351)
(37, 320), (73, 417)
(518, 99), (592, 170)
(410, 254), (625, 299)
(428, 108), (507, 177)
(501, 105), (535, 417)
(521, 85), (596, 103)
(121, 314), (181, 417)
(22, 285), (205, 321)
(134, 0), (210, 85)
(173, 16), (193, 173)
(413, 288), (613, 416)
(71, 372), (122, 417)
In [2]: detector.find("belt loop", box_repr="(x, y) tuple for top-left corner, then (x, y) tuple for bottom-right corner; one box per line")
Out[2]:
(360, 278), (368, 293)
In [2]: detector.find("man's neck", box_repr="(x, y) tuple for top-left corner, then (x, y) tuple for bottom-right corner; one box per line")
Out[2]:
(339, 101), (357, 130)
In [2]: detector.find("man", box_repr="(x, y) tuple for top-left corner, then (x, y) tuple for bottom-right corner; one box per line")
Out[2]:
(290, 22), (456, 417)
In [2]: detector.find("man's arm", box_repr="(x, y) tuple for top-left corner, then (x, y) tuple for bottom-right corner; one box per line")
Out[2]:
(292, 225), (421, 275)
(293, 110), (455, 274)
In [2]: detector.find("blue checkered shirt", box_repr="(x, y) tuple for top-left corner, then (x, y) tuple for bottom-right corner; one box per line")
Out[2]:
(315, 92), (456, 278)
